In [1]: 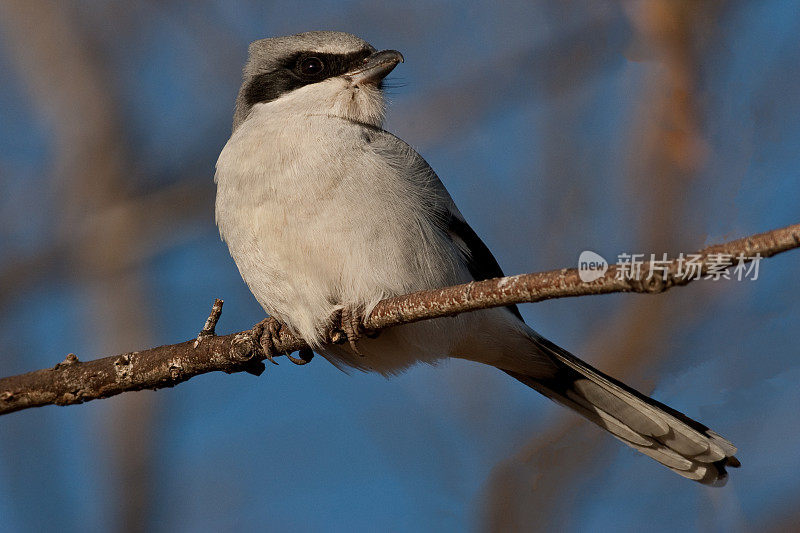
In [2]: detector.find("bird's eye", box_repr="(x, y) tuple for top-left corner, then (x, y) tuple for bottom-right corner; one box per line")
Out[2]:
(299, 56), (325, 76)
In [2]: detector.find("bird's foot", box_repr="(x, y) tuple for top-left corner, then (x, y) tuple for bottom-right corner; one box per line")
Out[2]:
(252, 317), (314, 366)
(326, 305), (379, 356)
(252, 317), (282, 366)
(285, 347), (314, 366)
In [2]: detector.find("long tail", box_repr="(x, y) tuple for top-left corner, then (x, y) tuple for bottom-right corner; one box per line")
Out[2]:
(508, 333), (740, 486)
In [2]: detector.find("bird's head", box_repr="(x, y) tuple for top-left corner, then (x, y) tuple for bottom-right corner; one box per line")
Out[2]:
(233, 31), (403, 130)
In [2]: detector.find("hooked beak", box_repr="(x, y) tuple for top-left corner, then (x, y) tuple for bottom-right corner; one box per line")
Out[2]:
(345, 49), (404, 85)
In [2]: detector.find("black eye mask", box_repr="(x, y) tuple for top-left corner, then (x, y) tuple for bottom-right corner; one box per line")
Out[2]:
(244, 49), (374, 106)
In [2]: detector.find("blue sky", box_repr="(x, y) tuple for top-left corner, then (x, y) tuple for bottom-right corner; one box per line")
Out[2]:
(1, 1), (799, 531)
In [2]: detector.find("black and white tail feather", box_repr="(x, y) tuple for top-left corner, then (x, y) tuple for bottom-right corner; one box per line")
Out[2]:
(507, 335), (739, 485)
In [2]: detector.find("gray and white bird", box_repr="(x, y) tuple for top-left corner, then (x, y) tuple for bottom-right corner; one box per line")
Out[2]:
(215, 31), (739, 485)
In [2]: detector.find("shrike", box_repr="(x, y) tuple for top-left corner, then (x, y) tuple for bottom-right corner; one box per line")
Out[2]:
(215, 31), (739, 484)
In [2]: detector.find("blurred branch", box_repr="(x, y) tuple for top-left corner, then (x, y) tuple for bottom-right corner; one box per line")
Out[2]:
(0, 179), (212, 299)
(0, 222), (798, 416)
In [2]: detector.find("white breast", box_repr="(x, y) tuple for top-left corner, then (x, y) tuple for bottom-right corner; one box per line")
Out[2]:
(215, 103), (470, 361)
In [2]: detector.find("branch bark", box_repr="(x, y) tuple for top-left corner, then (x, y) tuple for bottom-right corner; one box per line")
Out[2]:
(1, 222), (798, 416)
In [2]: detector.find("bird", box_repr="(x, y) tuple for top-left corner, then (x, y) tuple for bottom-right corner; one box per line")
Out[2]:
(214, 31), (739, 485)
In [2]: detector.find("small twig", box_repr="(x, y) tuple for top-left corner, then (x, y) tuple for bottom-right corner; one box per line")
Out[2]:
(0, 222), (798, 416)
(194, 298), (224, 348)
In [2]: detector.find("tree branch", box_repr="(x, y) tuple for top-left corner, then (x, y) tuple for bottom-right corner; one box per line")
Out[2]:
(1, 222), (798, 416)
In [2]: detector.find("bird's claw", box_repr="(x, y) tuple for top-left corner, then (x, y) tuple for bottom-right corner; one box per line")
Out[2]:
(252, 317), (282, 365)
(285, 347), (314, 365)
(253, 317), (314, 366)
(326, 306), (379, 356)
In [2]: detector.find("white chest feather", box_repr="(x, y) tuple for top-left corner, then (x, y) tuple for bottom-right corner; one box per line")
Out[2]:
(214, 104), (469, 353)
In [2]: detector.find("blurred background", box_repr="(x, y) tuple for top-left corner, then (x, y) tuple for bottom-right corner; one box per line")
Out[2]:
(0, 1), (798, 531)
